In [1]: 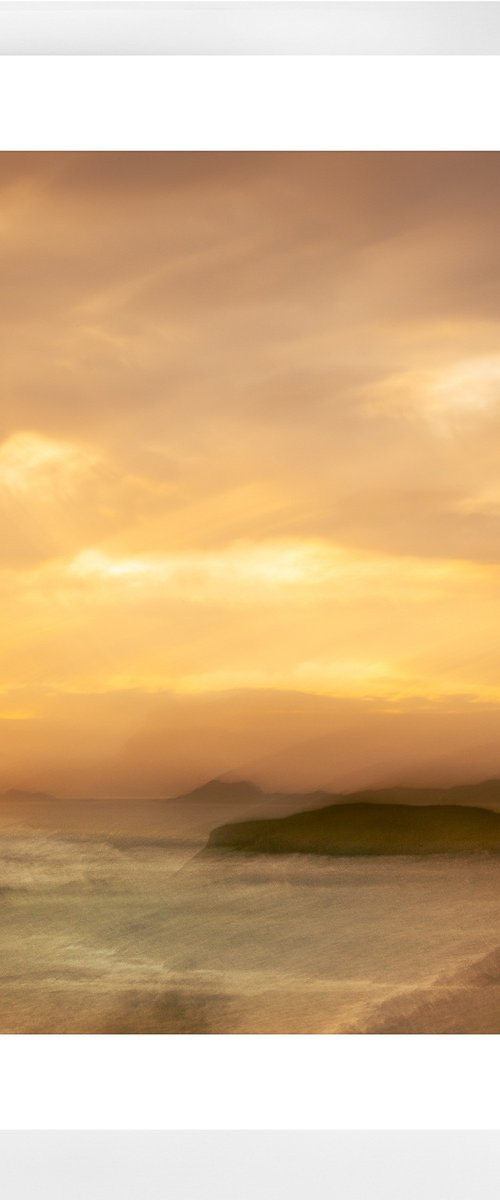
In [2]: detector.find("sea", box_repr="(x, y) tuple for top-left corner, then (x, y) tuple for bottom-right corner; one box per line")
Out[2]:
(1, 798), (500, 1032)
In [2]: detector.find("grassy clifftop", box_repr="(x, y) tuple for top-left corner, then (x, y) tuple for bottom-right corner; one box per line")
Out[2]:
(205, 801), (500, 857)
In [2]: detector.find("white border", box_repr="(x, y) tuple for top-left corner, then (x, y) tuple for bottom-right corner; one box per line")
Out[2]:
(0, 1036), (499, 1130)
(2, 1131), (500, 1199)
(2, 54), (500, 1133)
(2, 2), (500, 57)
(2, 56), (500, 149)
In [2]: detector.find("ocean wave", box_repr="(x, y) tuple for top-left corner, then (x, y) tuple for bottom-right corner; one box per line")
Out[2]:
(356, 942), (500, 1033)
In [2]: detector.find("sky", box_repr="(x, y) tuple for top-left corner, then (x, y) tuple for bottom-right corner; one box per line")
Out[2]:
(2, 151), (500, 797)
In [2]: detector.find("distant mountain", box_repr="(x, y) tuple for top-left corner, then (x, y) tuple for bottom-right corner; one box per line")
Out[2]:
(178, 777), (500, 813)
(204, 797), (500, 858)
(174, 778), (263, 804)
(0, 788), (57, 802)
(320, 779), (500, 809)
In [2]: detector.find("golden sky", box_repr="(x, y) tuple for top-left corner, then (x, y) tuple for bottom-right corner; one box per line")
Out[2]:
(2, 152), (500, 796)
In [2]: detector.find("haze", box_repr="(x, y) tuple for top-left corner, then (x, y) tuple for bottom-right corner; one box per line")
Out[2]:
(2, 152), (500, 797)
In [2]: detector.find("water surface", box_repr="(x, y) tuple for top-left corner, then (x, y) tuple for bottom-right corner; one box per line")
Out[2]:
(1, 820), (500, 1031)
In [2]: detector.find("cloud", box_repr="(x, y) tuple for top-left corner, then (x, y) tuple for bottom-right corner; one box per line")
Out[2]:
(2, 152), (500, 791)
